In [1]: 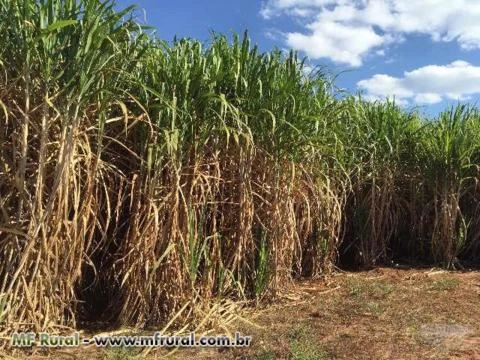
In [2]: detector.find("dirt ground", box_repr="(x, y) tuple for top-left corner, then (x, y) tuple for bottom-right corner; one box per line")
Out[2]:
(5, 267), (480, 359)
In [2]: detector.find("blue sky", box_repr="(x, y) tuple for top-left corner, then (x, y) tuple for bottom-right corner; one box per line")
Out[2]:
(116, 0), (480, 114)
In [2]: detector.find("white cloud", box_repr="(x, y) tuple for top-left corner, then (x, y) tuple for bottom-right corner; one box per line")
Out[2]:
(261, 0), (480, 66)
(357, 60), (480, 105)
(414, 93), (443, 105)
(286, 22), (386, 67)
(260, 0), (336, 19)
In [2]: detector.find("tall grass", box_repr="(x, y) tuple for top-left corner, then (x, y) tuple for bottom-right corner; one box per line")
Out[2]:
(1, 0), (480, 336)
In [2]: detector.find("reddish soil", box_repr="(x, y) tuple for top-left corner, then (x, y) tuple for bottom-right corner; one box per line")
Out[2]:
(5, 267), (480, 359)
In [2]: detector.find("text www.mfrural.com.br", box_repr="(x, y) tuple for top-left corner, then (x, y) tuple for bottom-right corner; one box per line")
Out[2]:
(11, 332), (252, 348)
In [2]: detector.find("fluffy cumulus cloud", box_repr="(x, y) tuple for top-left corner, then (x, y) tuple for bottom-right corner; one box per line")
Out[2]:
(357, 61), (480, 105)
(261, 0), (480, 66)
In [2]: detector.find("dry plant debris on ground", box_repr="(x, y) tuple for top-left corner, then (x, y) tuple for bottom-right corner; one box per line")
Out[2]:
(6, 267), (480, 360)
